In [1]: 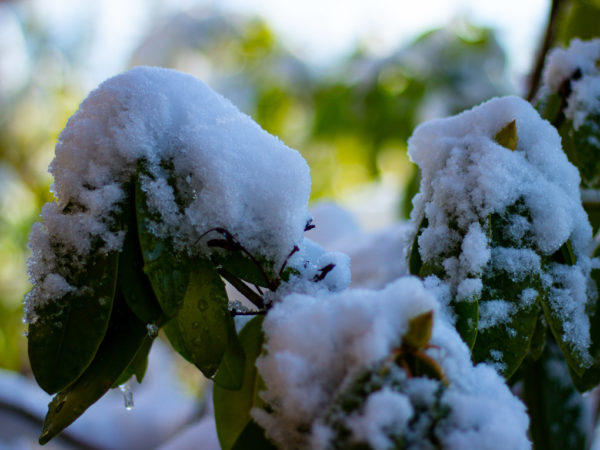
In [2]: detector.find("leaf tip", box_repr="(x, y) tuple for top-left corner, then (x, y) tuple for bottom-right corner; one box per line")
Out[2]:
(494, 119), (518, 151)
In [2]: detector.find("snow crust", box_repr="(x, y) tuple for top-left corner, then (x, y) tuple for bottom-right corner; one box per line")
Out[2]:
(408, 95), (594, 365)
(25, 66), (311, 316)
(254, 277), (530, 449)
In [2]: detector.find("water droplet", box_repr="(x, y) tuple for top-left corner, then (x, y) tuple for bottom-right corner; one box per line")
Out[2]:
(147, 323), (159, 338)
(192, 321), (200, 329)
(22, 331), (28, 337)
(192, 337), (202, 346)
(197, 302), (207, 311)
(119, 383), (134, 411)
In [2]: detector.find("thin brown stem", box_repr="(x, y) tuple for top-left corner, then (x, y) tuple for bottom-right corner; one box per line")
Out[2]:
(526, 0), (566, 101)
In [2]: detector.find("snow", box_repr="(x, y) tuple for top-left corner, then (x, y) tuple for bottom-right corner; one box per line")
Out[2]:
(307, 201), (410, 289)
(407, 95), (594, 366)
(25, 66), (311, 318)
(542, 39), (600, 95)
(253, 276), (530, 449)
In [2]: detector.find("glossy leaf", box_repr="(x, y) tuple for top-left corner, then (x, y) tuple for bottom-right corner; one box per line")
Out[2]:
(211, 251), (272, 288)
(171, 258), (231, 378)
(213, 316), (265, 450)
(453, 298), (479, 350)
(118, 189), (163, 324)
(28, 250), (119, 395)
(523, 338), (588, 450)
(213, 318), (246, 390)
(529, 314), (547, 361)
(472, 267), (541, 379)
(112, 334), (153, 387)
(231, 421), (276, 450)
(136, 169), (190, 318)
(39, 290), (151, 445)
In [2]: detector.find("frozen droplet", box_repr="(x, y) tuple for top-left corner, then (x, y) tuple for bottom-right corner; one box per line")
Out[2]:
(119, 383), (134, 410)
(22, 331), (28, 337)
(147, 323), (159, 338)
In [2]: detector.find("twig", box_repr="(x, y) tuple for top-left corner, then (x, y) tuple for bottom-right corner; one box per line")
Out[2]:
(526, 0), (565, 101)
(0, 400), (103, 450)
(218, 267), (265, 310)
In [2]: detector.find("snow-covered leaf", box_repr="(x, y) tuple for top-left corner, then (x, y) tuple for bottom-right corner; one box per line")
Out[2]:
(118, 189), (163, 324)
(136, 168), (190, 318)
(28, 250), (118, 394)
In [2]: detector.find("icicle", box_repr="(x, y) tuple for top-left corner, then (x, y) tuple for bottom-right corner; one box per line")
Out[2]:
(119, 382), (134, 410)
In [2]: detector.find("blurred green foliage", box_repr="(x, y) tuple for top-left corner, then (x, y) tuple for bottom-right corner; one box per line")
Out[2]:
(0, 4), (515, 372)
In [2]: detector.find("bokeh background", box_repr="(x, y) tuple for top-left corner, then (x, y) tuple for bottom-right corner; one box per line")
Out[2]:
(1, 0), (599, 445)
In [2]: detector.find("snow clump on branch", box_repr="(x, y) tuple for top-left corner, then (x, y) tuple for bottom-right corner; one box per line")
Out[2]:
(25, 66), (312, 319)
(254, 277), (530, 449)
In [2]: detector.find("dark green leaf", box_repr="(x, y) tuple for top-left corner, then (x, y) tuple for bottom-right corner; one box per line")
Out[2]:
(28, 250), (119, 395)
(163, 318), (194, 364)
(118, 188), (163, 324)
(231, 421), (276, 450)
(542, 285), (590, 377)
(136, 170), (190, 317)
(529, 315), (547, 361)
(111, 334), (153, 387)
(472, 267), (541, 379)
(172, 258), (231, 378)
(39, 290), (151, 445)
(408, 216), (426, 276)
(212, 252), (272, 288)
(523, 338), (588, 450)
(453, 298), (478, 350)
(213, 318), (246, 390)
(213, 316), (265, 450)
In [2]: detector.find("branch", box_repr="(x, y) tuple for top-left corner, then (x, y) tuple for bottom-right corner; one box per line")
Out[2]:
(526, 0), (566, 101)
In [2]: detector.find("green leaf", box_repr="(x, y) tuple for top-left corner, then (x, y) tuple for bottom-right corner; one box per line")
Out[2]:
(213, 316), (265, 450)
(566, 266), (600, 391)
(136, 170), (190, 317)
(28, 250), (119, 395)
(453, 298), (479, 350)
(163, 318), (194, 363)
(472, 267), (541, 379)
(494, 119), (518, 150)
(39, 290), (151, 445)
(212, 252), (272, 288)
(408, 216), (426, 276)
(118, 189), (163, 324)
(213, 318), (246, 390)
(171, 258), (232, 378)
(523, 338), (588, 450)
(231, 421), (276, 450)
(529, 314), (547, 361)
(111, 335), (153, 387)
